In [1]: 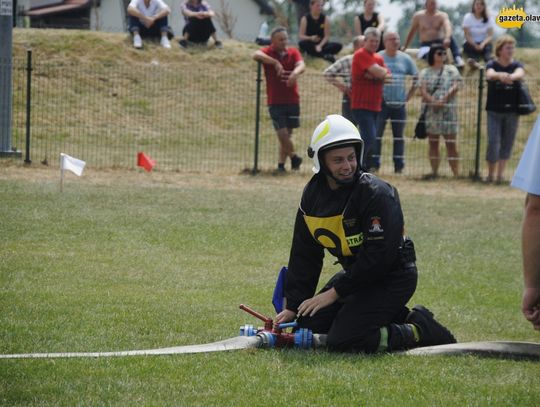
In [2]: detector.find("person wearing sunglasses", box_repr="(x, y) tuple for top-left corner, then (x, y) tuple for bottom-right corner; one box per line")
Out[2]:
(419, 43), (462, 179)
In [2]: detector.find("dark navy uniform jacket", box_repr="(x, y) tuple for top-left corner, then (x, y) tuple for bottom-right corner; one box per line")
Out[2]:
(285, 172), (405, 312)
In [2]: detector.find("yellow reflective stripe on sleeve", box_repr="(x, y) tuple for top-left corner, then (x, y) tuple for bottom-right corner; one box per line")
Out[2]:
(378, 327), (389, 352)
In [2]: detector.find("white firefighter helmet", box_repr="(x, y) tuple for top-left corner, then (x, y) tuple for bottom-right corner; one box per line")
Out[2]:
(307, 114), (364, 174)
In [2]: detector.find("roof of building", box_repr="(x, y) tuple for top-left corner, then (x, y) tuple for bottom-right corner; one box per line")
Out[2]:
(25, 0), (274, 18)
(25, 0), (91, 17)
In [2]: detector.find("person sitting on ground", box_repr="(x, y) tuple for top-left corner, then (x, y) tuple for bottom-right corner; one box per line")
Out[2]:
(462, 0), (494, 68)
(354, 0), (385, 51)
(298, 0), (343, 63)
(402, 0), (465, 69)
(274, 114), (457, 353)
(127, 0), (173, 49)
(179, 0), (222, 49)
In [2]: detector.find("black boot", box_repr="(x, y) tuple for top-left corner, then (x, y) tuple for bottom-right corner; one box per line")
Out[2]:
(406, 305), (457, 347)
(387, 323), (418, 351)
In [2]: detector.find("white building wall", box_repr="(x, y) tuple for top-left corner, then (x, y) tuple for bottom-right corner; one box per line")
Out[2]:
(90, 0), (125, 32)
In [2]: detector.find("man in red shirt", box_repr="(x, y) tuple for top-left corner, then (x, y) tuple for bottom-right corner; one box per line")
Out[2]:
(351, 27), (391, 170)
(253, 27), (306, 174)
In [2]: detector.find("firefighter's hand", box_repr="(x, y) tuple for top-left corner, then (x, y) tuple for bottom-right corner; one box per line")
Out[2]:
(298, 288), (338, 317)
(274, 309), (296, 325)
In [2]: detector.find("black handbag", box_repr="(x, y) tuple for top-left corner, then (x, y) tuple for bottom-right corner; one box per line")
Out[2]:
(414, 68), (444, 139)
(414, 111), (427, 139)
(517, 82), (536, 115)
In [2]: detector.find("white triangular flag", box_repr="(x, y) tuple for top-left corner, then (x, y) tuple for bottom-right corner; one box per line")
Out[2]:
(60, 153), (86, 176)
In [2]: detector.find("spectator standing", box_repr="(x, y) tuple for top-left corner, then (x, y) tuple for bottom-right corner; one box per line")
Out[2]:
(354, 0), (385, 51)
(351, 27), (390, 169)
(402, 0), (465, 69)
(179, 0), (222, 49)
(373, 31), (418, 174)
(462, 0), (494, 68)
(298, 0), (342, 63)
(485, 35), (525, 184)
(419, 43), (461, 178)
(511, 117), (540, 331)
(253, 27), (305, 174)
(127, 0), (172, 49)
(323, 36), (365, 124)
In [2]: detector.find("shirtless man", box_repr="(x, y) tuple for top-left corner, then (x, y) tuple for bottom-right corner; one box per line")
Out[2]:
(402, 0), (464, 68)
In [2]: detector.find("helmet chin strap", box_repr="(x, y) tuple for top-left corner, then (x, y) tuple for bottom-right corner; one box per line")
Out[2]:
(320, 162), (360, 186)
(334, 173), (359, 185)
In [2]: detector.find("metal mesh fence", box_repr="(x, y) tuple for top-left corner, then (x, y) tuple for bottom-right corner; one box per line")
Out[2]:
(8, 56), (539, 178)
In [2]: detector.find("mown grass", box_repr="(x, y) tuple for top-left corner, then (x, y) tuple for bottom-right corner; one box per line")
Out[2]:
(0, 168), (538, 406)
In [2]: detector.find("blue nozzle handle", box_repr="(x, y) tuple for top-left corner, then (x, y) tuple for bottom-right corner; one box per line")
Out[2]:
(277, 322), (298, 329)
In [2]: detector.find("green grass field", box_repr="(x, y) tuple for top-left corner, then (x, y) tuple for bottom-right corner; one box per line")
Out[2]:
(0, 167), (538, 406)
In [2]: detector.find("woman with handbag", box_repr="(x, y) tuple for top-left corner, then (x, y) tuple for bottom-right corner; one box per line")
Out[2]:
(485, 35), (526, 184)
(419, 43), (462, 179)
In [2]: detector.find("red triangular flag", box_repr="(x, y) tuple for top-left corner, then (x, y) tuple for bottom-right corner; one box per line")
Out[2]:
(137, 152), (156, 172)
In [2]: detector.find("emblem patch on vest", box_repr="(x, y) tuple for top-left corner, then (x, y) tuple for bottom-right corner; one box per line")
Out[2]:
(368, 217), (384, 233)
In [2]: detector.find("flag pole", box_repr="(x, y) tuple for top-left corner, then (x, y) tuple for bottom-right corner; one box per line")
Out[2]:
(60, 169), (64, 192)
(60, 155), (64, 192)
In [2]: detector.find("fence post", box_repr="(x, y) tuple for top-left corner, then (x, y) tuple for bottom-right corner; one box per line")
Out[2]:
(24, 49), (32, 165)
(0, 1), (21, 158)
(252, 61), (262, 175)
(473, 68), (484, 180)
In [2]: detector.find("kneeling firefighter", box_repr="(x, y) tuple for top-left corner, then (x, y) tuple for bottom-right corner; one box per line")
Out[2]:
(274, 114), (456, 353)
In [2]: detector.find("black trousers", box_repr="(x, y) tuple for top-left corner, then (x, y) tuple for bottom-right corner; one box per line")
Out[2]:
(183, 18), (216, 43)
(298, 40), (343, 58)
(297, 266), (417, 353)
(463, 41), (492, 62)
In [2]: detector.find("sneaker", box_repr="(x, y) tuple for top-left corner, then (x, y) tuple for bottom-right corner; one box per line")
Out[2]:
(454, 55), (465, 68)
(215, 40), (223, 49)
(406, 305), (457, 347)
(291, 155), (303, 170)
(133, 34), (143, 49)
(179, 39), (188, 49)
(160, 36), (171, 49)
